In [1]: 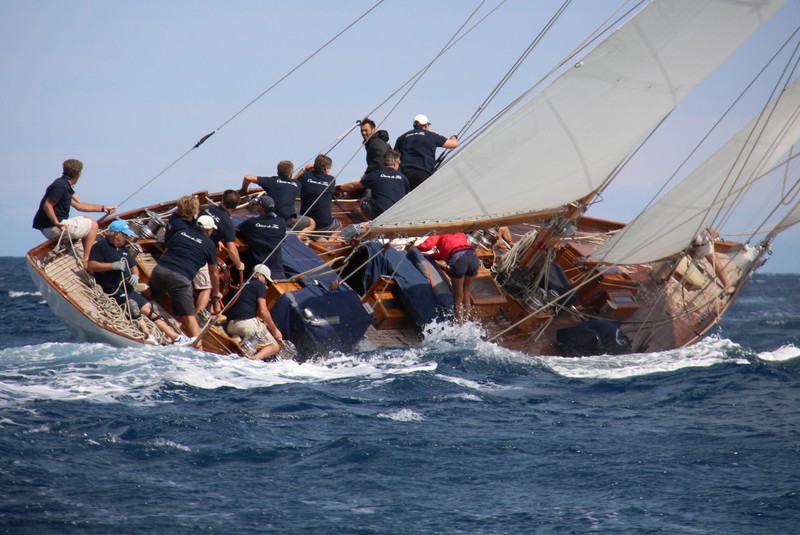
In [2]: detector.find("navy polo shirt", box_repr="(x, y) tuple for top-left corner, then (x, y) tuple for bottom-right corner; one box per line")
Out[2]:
(164, 214), (192, 246)
(394, 127), (448, 173)
(89, 237), (136, 294)
(33, 175), (74, 229)
(361, 167), (410, 217)
(256, 176), (300, 222)
(225, 278), (267, 322)
(200, 204), (235, 246)
(158, 227), (218, 280)
(236, 213), (286, 278)
(298, 171), (336, 228)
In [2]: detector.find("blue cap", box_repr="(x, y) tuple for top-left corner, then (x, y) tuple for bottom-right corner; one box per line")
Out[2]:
(257, 195), (275, 211)
(109, 220), (135, 236)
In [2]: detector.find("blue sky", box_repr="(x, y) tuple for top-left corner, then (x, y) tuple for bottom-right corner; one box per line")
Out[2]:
(2, 0), (799, 272)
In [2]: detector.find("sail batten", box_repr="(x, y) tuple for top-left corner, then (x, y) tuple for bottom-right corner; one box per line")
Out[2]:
(370, 0), (785, 234)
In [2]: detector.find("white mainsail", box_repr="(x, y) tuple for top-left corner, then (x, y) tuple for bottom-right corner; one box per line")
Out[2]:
(591, 77), (800, 265)
(370, 0), (784, 232)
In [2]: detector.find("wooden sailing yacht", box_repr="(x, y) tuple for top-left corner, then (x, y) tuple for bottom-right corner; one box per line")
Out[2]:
(26, 0), (800, 360)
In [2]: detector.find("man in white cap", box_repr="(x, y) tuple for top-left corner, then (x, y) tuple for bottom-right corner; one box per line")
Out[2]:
(148, 214), (221, 347)
(225, 264), (284, 360)
(393, 114), (458, 190)
(87, 220), (185, 344)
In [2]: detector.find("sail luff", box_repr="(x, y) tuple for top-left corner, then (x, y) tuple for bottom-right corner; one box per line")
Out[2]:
(370, 0), (785, 234)
(591, 75), (800, 265)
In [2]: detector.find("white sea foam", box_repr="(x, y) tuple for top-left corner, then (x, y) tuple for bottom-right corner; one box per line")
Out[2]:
(0, 341), (438, 407)
(538, 336), (747, 380)
(757, 344), (800, 362)
(420, 318), (487, 347)
(148, 438), (192, 452)
(8, 290), (41, 298)
(437, 374), (510, 393)
(377, 408), (424, 422)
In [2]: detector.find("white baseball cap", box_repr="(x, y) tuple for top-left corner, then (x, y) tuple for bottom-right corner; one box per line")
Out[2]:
(414, 114), (430, 126)
(253, 264), (272, 280)
(196, 215), (217, 230)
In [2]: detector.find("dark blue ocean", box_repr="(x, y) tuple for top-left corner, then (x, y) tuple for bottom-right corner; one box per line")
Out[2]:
(1, 257), (798, 534)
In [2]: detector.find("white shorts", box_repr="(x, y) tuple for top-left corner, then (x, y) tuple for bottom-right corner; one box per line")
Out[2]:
(226, 318), (277, 346)
(193, 264), (212, 290)
(41, 216), (94, 241)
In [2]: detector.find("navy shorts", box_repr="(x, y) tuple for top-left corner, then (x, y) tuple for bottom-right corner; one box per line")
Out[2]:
(448, 248), (479, 279)
(149, 265), (195, 317)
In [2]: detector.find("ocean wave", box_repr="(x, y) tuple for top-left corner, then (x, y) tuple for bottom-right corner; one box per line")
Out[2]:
(0, 342), (438, 407)
(7, 290), (42, 298)
(756, 344), (800, 362)
(0, 326), (795, 409)
(377, 408), (424, 422)
(538, 336), (750, 380)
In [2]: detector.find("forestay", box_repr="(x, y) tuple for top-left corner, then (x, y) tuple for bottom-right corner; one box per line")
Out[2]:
(591, 76), (800, 265)
(371, 0), (784, 233)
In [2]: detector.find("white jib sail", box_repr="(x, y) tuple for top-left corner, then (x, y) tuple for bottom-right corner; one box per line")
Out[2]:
(771, 195), (800, 235)
(591, 77), (800, 265)
(371, 0), (784, 231)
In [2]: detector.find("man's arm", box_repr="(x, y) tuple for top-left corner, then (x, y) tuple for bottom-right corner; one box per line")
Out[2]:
(226, 241), (244, 271)
(240, 175), (258, 194)
(42, 199), (66, 230)
(442, 135), (458, 149)
(71, 194), (116, 215)
(257, 297), (283, 342)
(87, 258), (126, 274)
(335, 180), (365, 195)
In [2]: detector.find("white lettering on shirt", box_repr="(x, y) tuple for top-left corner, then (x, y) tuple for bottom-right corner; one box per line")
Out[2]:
(178, 231), (203, 245)
(254, 222), (281, 230)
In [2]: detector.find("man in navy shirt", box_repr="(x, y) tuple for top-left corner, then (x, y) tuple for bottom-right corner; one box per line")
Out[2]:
(236, 196), (287, 279)
(164, 195), (199, 246)
(200, 189), (245, 270)
(296, 154), (342, 233)
(393, 114), (458, 190)
(335, 150), (410, 219)
(199, 190), (246, 313)
(241, 161), (315, 239)
(148, 215), (221, 347)
(359, 117), (391, 176)
(225, 264), (284, 361)
(88, 220), (184, 344)
(163, 195), (215, 316)
(32, 159), (118, 268)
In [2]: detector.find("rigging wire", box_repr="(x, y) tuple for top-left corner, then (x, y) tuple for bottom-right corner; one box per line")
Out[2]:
(111, 0), (385, 213)
(711, 34), (800, 233)
(592, 22), (800, 262)
(442, 0), (647, 163)
(220, 1), (511, 309)
(434, 0), (573, 169)
(279, 0), (499, 253)
(306, 0), (503, 176)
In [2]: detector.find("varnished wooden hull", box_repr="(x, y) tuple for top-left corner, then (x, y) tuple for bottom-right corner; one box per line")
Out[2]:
(27, 188), (760, 359)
